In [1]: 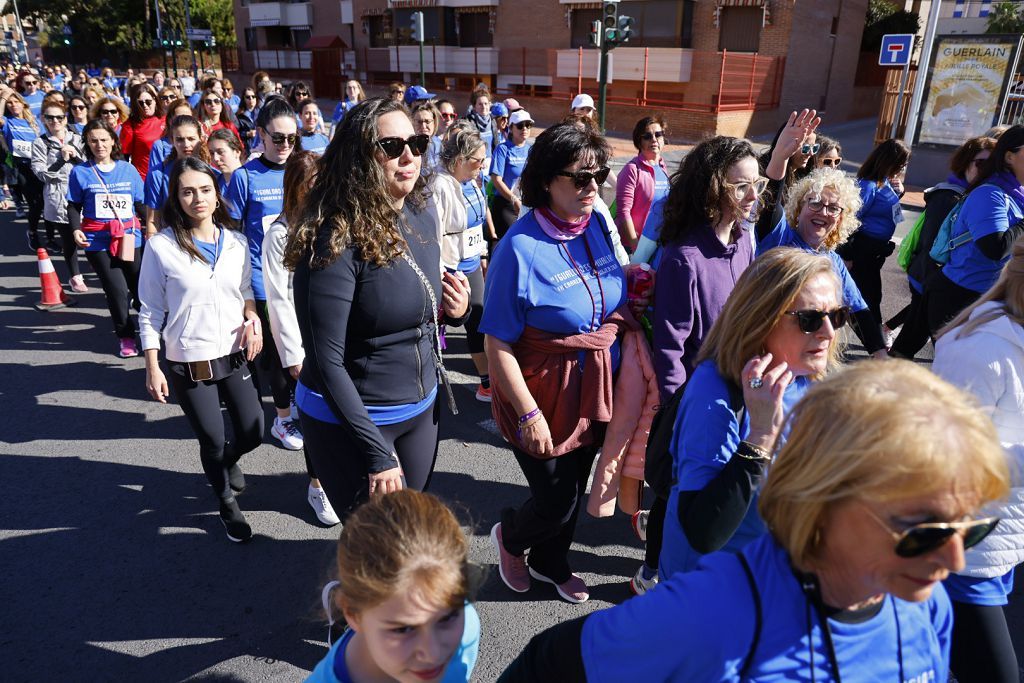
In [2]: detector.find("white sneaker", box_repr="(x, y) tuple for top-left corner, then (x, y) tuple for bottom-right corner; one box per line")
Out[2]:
(272, 416), (304, 450)
(630, 564), (659, 596)
(631, 509), (649, 542)
(883, 325), (899, 350)
(290, 397), (299, 421)
(308, 484), (340, 526)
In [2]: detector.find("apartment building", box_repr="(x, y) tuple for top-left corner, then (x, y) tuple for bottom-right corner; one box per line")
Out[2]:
(231, 0), (869, 137)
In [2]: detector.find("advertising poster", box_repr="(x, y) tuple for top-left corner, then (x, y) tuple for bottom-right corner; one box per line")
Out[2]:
(917, 35), (1022, 148)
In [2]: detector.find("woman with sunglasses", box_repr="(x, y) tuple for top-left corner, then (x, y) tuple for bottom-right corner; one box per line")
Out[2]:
(195, 89), (240, 143)
(933, 242), (1024, 683)
(32, 102), (85, 292)
(812, 135), (842, 171)
(331, 79), (365, 133)
(67, 120), (146, 358)
(157, 86), (177, 110)
(436, 99), (457, 137)
(286, 81), (312, 113)
(16, 72), (45, 118)
(138, 157), (264, 544)
(486, 122), (636, 605)
(836, 138), (911, 329)
(90, 96), (128, 137)
(0, 84), (43, 246)
(500, 360), (1009, 683)
(144, 115), (211, 238)
(225, 97), (305, 451)
(615, 115), (669, 253)
(489, 110), (534, 240)
(222, 79), (240, 114)
(119, 82), (165, 182)
(890, 135), (998, 359)
(298, 100), (329, 155)
(284, 97), (470, 521)
(66, 95), (89, 134)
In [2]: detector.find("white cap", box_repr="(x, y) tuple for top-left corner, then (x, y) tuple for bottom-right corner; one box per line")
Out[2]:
(510, 110), (534, 126)
(571, 93), (595, 110)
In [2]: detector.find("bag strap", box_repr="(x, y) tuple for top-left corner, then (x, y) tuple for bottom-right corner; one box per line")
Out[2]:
(737, 552), (762, 680)
(87, 161), (125, 224)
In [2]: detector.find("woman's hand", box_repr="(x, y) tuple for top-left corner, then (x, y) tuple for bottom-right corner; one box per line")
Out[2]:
(287, 363), (302, 381)
(441, 270), (470, 319)
(72, 229), (88, 247)
(890, 175), (905, 196)
(741, 353), (793, 449)
(766, 109), (820, 180)
(61, 145), (80, 162)
(146, 365), (169, 403)
(243, 318), (263, 361)
(369, 466), (404, 496)
(520, 414), (554, 457)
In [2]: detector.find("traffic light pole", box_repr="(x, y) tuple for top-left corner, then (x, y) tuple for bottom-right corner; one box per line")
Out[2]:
(598, 43), (609, 131)
(419, 40), (425, 88)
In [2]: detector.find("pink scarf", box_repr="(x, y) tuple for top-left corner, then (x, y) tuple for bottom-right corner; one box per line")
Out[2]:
(536, 206), (591, 241)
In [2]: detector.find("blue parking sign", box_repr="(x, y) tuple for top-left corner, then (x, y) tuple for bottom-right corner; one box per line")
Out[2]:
(879, 34), (915, 66)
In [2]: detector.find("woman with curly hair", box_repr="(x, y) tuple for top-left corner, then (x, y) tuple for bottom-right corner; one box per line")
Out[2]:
(285, 97), (471, 521)
(90, 96), (129, 137)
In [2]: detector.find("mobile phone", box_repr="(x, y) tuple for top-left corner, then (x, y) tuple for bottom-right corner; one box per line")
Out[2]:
(188, 360), (214, 382)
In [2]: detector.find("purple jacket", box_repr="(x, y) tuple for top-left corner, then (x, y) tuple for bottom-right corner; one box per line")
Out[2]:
(616, 154), (669, 241)
(651, 223), (754, 400)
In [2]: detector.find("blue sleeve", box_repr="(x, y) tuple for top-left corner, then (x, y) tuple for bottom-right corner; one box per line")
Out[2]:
(857, 179), (876, 218)
(442, 603), (480, 682)
(641, 197), (665, 241)
(490, 142), (509, 180)
(673, 381), (745, 492)
(930, 583), (954, 677)
(225, 168), (247, 221)
(834, 255), (868, 312)
(143, 168), (162, 209)
(961, 184), (1011, 240)
(479, 237), (529, 343)
(332, 102), (345, 124)
(756, 214), (789, 253)
(130, 165), (145, 204)
(67, 167), (83, 204)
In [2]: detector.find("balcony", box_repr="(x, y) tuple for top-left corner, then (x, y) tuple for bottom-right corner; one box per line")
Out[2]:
(555, 47), (693, 83)
(248, 2), (314, 27)
(359, 45), (500, 75)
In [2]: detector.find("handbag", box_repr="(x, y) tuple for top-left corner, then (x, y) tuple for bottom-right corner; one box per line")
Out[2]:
(88, 162), (139, 262)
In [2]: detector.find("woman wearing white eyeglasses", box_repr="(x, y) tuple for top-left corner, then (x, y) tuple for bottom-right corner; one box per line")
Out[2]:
(615, 115), (669, 253)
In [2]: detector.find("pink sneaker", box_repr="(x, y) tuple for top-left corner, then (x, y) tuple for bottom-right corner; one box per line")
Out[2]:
(491, 523), (530, 593)
(69, 274), (87, 293)
(528, 567), (590, 604)
(118, 338), (139, 358)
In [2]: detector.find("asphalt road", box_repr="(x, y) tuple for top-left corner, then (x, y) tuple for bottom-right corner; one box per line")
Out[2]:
(1, 200), (1020, 682)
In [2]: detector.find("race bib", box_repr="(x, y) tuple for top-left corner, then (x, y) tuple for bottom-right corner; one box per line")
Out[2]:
(96, 193), (132, 220)
(12, 138), (31, 158)
(892, 202), (904, 226)
(463, 224), (484, 259)
(261, 214), (278, 233)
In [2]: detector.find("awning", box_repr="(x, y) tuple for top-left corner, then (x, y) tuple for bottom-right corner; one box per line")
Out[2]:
(714, 0), (772, 27)
(250, 19), (281, 27)
(304, 34), (348, 49)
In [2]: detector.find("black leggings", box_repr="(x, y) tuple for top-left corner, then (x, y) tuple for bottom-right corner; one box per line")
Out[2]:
(46, 221), (81, 278)
(949, 600), (1019, 683)
(643, 495), (668, 570)
(167, 360), (265, 499)
(464, 266), (485, 355)
(500, 442), (600, 584)
(837, 232), (894, 327)
(926, 271), (982, 337)
(11, 158), (43, 238)
(254, 301), (292, 411)
(491, 195), (518, 240)
(299, 398), (440, 522)
(85, 248), (141, 338)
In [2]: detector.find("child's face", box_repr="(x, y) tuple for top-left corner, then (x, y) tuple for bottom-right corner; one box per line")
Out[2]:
(345, 591), (465, 683)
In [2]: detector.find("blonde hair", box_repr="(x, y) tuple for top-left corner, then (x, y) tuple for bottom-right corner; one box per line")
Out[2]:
(333, 490), (477, 616)
(345, 79), (366, 102)
(4, 91), (38, 133)
(695, 247), (844, 386)
(784, 167), (863, 251)
(90, 96), (130, 125)
(940, 240), (1024, 340)
(760, 360), (1010, 567)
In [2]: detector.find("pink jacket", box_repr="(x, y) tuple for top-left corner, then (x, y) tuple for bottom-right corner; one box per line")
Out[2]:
(615, 154), (668, 242)
(586, 327), (660, 517)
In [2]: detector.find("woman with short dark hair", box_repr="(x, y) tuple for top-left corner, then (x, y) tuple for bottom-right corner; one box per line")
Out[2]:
(615, 114), (669, 252)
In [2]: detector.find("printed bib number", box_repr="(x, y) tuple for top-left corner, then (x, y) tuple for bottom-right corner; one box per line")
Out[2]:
(96, 193), (132, 220)
(463, 224), (484, 259)
(12, 139), (31, 158)
(892, 202), (904, 227)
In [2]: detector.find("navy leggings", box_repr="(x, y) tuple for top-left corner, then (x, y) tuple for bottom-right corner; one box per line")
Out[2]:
(949, 599), (1019, 683)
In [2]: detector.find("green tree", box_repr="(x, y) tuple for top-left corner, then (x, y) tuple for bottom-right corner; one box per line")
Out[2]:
(188, 0), (237, 47)
(987, 2), (1024, 34)
(3, 0), (148, 51)
(861, 0), (920, 51)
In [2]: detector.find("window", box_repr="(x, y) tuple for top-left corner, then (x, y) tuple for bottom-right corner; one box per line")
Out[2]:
(718, 6), (761, 52)
(392, 8), (456, 46)
(570, 8), (601, 49)
(611, 0), (695, 49)
(368, 15), (390, 48)
(458, 11), (492, 47)
(292, 27), (311, 49)
(244, 27), (258, 51)
(264, 26), (293, 48)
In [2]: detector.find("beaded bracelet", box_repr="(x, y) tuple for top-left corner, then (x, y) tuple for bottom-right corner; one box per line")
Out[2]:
(735, 440), (772, 462)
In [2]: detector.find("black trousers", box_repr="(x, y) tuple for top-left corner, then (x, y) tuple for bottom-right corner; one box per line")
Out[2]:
(167, 359), (265, 499)
(12, 158), (43, 238)
(46, 221), (81, 278)
(889, 284), (932, 359)
(254, 301), (292, 411)
(500, 441), (600, 584)
(837, 232), (895, 327)
(85, 248), (141, 338)
(299, 399), (440, 522)
(491, 195), (518, 240)
(464, 266), (485, 355)
(643, 494), (668, 570)
(949, 600), (1019, 683)
(926, 271), (982, 337)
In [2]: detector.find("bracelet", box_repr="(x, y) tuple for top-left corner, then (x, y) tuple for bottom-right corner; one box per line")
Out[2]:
(518, 408), (541, 425)
(735, 440), (772, 462)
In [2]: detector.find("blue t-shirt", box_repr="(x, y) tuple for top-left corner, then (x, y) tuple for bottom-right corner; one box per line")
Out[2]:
(480, 210), (626, 366)
(331, 99), (358, 125)
(490, 139), (531, 191)
(856, 178), (903, 241)
(224, 156), (286, 300)
(454, 178), (487, 274)
(2, 117), (38, 160)
(187, 92), (201, 108)
(583, 532), (953, 682)
(226, 94), (241, 113)
(659, 360), (810, 578)
(66, 160), (145, 252)
(301, 131), (329, 155)
(944, 568), (1015, 606)
(71, 122), (85, 135)
(638, 197), (667, 269)
(148, 139), (172, 171)
(652, 162), (671, 205)
(296, 380), (437, 427)
(143, 162), (170, 211)
(757, 215), (869, 313)
(22, 90), (45, 119)
(306, 603), (479, 683)
(942, 183), (1024, 293)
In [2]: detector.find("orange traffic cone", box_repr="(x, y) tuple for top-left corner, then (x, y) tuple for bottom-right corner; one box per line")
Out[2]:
(34, 248), (75, 311)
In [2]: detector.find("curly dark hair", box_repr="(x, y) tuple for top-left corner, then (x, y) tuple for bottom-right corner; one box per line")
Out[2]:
(659, 135), (758, 245)
(519, 122), (610, 210)
(163, 157), (239, 263)
(284, 97), (430, 270)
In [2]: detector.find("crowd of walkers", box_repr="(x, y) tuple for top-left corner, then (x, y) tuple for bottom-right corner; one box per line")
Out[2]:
(10, 61), (1024, 682)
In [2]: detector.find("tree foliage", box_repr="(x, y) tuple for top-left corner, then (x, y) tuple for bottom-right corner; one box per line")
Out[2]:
(861, 0), (921, 51)
(987, 1), (1024, 34)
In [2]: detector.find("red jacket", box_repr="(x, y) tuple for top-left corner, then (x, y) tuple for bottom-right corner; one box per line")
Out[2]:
(119, 116), (165, 182)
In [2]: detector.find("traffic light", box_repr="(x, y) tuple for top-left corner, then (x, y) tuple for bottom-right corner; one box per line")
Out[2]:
(602, 0), (619, 43)
(62, 36), (72, 46)
(411, 11), (424, 43)
(617, 15), (634, 43)
(589, 19), (602, 48)
(174, 30), (183, 47)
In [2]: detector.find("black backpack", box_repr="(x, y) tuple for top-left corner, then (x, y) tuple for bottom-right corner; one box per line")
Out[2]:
(644, 379), (744, 499)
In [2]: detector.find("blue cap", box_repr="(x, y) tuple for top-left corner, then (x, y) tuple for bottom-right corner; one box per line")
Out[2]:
(490, 102), (509, 118)
(404, 85), (435, 105)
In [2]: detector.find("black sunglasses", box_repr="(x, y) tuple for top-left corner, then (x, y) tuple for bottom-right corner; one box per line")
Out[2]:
(784, 306), (850, 333)
(864, 506), (1001, 559)
(70, 104), (87, 110)
(555, 166), (611, 190)
(514, 121), (533, 130)
(100, 108), (119, 116)
(376, 134), (430, 159)
(204, 98), (222, 105)
(43, 114), (66, 121)
(269, 132), (298, 146)
(641, 130), (664, 141)
(295, 90), (309, 96)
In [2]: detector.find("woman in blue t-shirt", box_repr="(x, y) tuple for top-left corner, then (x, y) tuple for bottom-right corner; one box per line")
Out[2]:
(143, 115), (210, 237)
(298, 100), (330, 156)
(331, 80), (365, 135)
(67, 120), (146, 358)
(836, 138), (910, 327)
(926, 125), (1024, 335)
(411, 101), (442, 173)
(309, 490), (480, 683)
(0, 84), (43, 248)
(489, 109), (534, 239)
(499, 360), (1009, 683)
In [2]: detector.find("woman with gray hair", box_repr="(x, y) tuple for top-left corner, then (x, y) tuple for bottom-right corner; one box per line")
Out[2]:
(499, 359), (1010, 682)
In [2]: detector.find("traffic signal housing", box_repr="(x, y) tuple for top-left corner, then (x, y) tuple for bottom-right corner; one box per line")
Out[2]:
(411, 11), (424, 43)
(602, 1), (619, 44)
(589, 19), (602, 48)
(617, 15), (634, 43)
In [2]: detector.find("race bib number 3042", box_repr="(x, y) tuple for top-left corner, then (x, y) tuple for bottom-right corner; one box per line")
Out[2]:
(96, 193), (132, 220)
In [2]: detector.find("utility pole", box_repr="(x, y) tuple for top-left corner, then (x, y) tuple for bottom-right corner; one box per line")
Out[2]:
(154, 0), (168, 77)
(10, 0), (26, 65)
(411, 11), (425, 88)
(596, 0), (634, 130)
(184, 0), (198, 80)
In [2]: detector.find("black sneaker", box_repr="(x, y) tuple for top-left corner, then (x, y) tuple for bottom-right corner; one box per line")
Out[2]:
(228, 463), (246, 494)
(44, 239), (61, 255)
(26, 230), (40, 252)
(218, 497), (252, 543)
